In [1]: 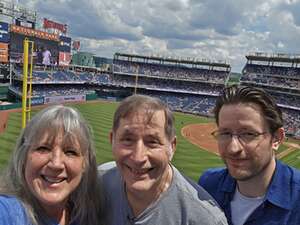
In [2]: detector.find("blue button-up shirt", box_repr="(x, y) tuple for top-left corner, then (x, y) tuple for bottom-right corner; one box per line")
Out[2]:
(198, 160), (300, 225)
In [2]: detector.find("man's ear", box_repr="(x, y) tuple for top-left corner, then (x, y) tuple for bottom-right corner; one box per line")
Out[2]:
(168, 136), (177, 160)
(172, 136), (177, 153)
(272, 127), (285, 150)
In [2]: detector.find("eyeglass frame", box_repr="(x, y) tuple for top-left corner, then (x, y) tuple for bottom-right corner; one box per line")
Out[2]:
(211, 130), (268, 145)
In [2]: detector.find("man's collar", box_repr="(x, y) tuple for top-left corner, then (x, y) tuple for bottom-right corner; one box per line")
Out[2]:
(220, 169), (236, 193)
(265, 160), (293, 210)
(220, 161), (293, 210)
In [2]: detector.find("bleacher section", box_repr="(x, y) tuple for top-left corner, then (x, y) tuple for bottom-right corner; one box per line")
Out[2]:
(9, 53), (231, 119)
(8, 51), (300, 138)
(9, 66), (106, 101)
(113, 60), (228, 83)
(110, 53), (231, 116)
(241, 52), (300, 138)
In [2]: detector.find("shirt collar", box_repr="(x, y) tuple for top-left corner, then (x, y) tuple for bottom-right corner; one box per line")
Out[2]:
(220, 160), (293, 210)
(265, 160), (293, 210)
(221, 169), (236, 193)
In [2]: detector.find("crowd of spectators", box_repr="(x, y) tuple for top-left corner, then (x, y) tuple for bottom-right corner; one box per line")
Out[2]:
(11, 60), (224, 119)
(161, 94), (216, 116)
(14, 68), (111, 85)
(242, 64), (300, 89)
(113, 60), (229, 84)
(242, 73), (299, 90)
(241, 63), (300, 138)
(111, 73), (222, 95)
(11, 84), (95, 98)
(271, 92), (300, 109)
(9, 59), (300, 138)
(243, 64), (300, 78)
(282, 108), (300, 138)
(7, 57), (300, 139)
(138, 91), (216, 116)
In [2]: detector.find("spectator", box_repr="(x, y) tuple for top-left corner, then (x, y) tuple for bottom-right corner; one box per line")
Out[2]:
(0, 105), (102, 225)
(99, 94), (228, 225)
(198, 85), (300, 225)
(42, 47), (51, 68)
(37, 46), (44, 65)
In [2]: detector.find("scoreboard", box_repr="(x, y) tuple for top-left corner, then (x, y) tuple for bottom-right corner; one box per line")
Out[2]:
(10, 32), (59, 64)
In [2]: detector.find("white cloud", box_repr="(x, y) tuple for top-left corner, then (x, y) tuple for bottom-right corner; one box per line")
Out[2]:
(16, 0), (300, 72)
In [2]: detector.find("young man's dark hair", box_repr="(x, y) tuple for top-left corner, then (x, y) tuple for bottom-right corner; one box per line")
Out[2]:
(214, 85), (283, 135)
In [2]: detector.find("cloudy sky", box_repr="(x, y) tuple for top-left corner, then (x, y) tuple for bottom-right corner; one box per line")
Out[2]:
(13, 0), (300, 72)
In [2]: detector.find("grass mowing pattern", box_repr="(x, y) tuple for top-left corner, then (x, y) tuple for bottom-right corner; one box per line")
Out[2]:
(0, 112), (22, 168)
(0, 101), (299, 181)
(277, 144), (289, 154)
(281, 149), (300, 168)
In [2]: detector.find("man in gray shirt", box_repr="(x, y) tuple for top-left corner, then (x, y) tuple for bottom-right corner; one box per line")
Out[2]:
(99, 94), (228, 225)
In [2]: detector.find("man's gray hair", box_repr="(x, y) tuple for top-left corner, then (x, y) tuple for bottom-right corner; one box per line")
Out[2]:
(112, 94), (176, 141)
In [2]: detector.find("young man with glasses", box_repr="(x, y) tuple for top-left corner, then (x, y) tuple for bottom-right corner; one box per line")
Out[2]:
(198, 85), (300, 225)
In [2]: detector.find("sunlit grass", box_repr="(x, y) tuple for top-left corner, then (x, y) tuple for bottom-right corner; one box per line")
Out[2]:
(1, 101), (299, 181)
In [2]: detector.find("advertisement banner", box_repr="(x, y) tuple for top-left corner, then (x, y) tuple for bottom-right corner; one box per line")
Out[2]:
(44, 95), (86, 104)
(10, 24), (59, 41)
(72, 40), (80, 51)
(15, 19), (35, 29)
(0, 54), (8, 63)
(0, 42), (8, 63)
(43, 18), (67, 34)
(59, 36), (71, 52)
(0, 21), (9, 43)
(58, 52), (71, 66)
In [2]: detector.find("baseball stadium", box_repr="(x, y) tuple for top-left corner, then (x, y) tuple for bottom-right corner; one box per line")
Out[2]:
(0, 2), (300, 182)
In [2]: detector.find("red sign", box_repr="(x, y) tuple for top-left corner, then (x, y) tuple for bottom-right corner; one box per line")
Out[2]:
(72, 40), (80, 51)
(59, 52), (71, 66)
(43, 18), (67, 34)
(10, 24), (59, 41)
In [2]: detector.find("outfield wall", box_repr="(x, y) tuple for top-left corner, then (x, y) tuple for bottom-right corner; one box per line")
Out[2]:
(0, 93), (97, 110)
(44, 94), (86, 104)
(0, 102), (21, 110)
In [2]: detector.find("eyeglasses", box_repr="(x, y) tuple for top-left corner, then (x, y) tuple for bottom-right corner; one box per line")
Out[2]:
(211, 130), (267, 144)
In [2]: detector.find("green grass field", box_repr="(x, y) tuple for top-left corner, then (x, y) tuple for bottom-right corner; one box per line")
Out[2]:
(276, 144), (289, 154)
(1, 101), (300, 181)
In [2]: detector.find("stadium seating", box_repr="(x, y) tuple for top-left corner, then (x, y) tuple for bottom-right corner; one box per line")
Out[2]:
(241, 61), (300, 138)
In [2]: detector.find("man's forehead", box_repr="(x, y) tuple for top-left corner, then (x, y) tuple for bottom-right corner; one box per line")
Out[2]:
(120, 126), (162, 138)
(218, 103), (268, 129)
(117, 110), (166, 131)
(122, 110), (165, 124)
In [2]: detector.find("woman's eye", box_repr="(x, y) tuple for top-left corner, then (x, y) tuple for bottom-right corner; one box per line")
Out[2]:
(65, 149), (79, 156)
(35, 146), (51, 152)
